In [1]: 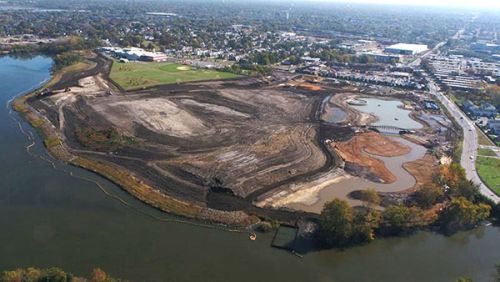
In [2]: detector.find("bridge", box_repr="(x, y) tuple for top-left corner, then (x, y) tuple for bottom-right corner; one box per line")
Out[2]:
(369, 125), (412, 135)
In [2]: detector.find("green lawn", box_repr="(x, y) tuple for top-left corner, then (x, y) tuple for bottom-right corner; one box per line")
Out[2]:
(109, 61), (240, 90)
(478, 148), (497, 157)
(476, 156), (500, 196)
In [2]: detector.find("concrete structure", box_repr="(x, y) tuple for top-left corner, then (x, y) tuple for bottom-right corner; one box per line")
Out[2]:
(385, 43), (428, 55)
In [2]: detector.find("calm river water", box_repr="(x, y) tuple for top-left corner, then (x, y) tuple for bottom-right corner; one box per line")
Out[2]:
(1, 56), (500, 282)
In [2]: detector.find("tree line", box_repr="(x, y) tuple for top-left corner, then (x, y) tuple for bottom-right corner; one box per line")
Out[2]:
(0, 267), (123, 282)
(316, 162), (497, 248)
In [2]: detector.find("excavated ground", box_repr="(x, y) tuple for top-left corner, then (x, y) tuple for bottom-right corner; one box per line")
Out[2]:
(331, 131), (411, 183)
(28, 57), (342, 217)
(27, 56), (444, 222)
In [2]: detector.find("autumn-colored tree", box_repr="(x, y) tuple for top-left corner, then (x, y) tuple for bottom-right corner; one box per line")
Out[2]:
(440, 197), (491, 233)
(439, 163), (465, 187)
(90, 268), (108, 282)
(414, 184), (444, 208)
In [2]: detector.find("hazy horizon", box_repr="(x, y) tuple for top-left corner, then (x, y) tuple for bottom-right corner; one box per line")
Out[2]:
(309, 0), (500, 9)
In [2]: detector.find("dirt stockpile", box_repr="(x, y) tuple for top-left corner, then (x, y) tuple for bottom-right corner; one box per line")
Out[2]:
(331, 131), (410, 183)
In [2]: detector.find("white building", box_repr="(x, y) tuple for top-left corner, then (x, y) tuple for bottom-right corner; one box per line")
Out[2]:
(385, 43), (428, 55)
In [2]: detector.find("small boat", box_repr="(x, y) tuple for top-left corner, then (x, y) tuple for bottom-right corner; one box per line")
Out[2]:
(249, 233), (257, 241)
(377, 104), (381, 107)
(394, 117), (399, 121)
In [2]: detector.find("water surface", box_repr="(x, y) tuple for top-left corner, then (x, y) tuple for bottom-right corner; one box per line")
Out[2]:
(351, 98), (423, 129)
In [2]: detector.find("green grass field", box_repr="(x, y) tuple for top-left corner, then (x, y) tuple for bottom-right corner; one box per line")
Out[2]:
(109, 61), (240, 90)
(478, 148), (497, 157)
(476, 156), (500, 196)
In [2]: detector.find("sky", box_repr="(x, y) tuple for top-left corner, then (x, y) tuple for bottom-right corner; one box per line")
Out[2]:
(317, 0), (500, 9)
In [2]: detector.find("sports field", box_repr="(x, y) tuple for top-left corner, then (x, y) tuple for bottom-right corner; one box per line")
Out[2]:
(109, 61), (240, 90)
(476, 156), (500, 196)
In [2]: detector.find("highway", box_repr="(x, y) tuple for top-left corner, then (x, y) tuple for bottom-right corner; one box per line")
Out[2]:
(408, 29), (463, 67)
(428, 81), (500, 203)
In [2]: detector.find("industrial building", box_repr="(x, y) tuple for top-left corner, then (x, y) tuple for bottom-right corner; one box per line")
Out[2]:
(99, 47), (168, 62)
(385, 43), (428, 55)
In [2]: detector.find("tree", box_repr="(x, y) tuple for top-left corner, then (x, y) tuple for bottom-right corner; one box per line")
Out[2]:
(1, 267), (72, 282)
(439, 163), (465, 188)
(318, 199), (354, 247)
(493, 203), (500, 221)
(439, 163), (480, 202)
(318, 199), (381, 247)
(53, 52), (83, 71)
(382, 205), (410, 233)
(0, 267), (122, 282)
(359, 188), (381, 206)
(451, 180), (480, 202)
(382, 205), (424, 234)
(414, 184), (444, 208)
(91, 268), (108, 282)
(440, 197), (491, 233)
(352, 209), (381, 242)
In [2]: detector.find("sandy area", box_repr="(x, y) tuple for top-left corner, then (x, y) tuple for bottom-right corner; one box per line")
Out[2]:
(256, 170), (349, 208)
(102, 98), (210, 137)
(180, 99), (250, 118)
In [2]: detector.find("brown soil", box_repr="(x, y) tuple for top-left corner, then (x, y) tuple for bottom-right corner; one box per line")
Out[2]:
(403, 154), (438, 191)
(298, 83), (322, 91)
(18, 53), (343, 225)
(331, 131), (410, 183)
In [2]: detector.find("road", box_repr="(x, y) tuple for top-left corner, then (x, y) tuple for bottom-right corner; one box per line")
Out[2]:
(408, 28), (463, 67)
(410, 24), (499, 203)
(428, 82), (500, 203)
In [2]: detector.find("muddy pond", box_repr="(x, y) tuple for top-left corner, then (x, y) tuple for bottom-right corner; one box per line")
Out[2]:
(287, 137), (427, 212)
(351, 97), (423, 129)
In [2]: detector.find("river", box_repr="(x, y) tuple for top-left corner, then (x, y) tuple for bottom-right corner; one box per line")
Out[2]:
(1, 56), (500, 282)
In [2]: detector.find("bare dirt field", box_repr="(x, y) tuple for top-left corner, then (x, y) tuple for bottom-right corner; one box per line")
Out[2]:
(24, 55), (451, 223)
(28, 57), (336, 218)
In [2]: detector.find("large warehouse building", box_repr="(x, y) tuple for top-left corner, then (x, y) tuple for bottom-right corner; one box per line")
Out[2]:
(385, 43), (428, 55)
